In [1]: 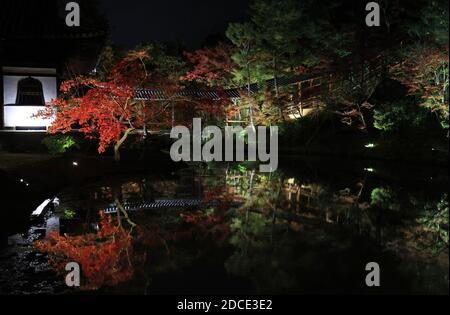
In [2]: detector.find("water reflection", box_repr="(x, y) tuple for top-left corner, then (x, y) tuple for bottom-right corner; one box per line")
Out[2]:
(33, 160), (450, 294)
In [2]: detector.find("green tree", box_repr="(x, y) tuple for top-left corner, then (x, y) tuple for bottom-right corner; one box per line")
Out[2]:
(391, 0), (449, 133)
(226, 22), (267, 91)
(136, 42), (188, 81)
(373, 99), (428, 132)
(226, 22), (266, 125)
(418, 195), (449, 251)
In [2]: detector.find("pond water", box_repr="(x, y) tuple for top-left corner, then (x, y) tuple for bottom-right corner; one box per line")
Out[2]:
(0, 156), (448, 295)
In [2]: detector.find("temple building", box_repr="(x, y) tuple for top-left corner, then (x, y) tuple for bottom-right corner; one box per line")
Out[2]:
(0, 0), (106, 131)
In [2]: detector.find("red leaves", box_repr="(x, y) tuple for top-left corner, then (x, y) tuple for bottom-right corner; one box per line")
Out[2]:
(38, 52), (151, 155)
(135, 193), (231, 255)
(182, 42), (236, 87)
(37, 47), (231, 157)
(109, 50), (150, 87)
(390, 45), (449, 128)
(392, 46), (449, 99)
(35, 212), (134, 291)
(38, 50), (179, 157)
(179, 210), (230, 246)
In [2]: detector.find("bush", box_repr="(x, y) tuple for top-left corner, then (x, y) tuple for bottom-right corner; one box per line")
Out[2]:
(42, 134), (80, 155)
(418, 195), (449, 249)
(370, 187), (400, 211)
(373, 99), (427, 132)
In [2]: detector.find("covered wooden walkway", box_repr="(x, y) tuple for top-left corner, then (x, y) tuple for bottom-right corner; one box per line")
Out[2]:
(136, 52), (387, 128)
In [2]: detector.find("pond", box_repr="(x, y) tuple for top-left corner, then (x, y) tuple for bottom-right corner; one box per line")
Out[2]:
(0, 156), (448, 295)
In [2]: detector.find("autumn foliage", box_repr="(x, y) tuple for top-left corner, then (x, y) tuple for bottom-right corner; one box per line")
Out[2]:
(35, 212), (134, 291)
(38, 51), (156, 160)
(391, 45), (449, 129)
(38, 48), (232, 160)
(182, 42), (236, 87)
(135, 187), (233, 253)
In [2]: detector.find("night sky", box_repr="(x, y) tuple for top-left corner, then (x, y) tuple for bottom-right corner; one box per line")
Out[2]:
(99, 0), (252, 50)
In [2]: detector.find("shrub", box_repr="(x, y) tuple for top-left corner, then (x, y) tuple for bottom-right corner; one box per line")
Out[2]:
(42, 135), (79, 155)
(373, 99), (427, 132)
(370, 187), (400, 211)
(418, 195), (449, 249)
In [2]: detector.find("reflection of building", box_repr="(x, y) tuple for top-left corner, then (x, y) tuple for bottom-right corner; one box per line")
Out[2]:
(0, 0), (106, 131)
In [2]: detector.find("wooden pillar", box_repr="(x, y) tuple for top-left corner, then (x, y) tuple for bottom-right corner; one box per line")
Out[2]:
(298, 82), (303, 117)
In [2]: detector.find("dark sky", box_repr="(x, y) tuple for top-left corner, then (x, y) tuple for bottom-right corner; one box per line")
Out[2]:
(99, 0), (252, 50)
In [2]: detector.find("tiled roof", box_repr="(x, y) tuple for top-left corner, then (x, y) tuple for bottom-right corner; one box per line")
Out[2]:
(135, 88), (242, 101)
(136, 73), (319, 101)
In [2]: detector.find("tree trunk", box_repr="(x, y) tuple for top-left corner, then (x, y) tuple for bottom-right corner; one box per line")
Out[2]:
(114, 128), (134, 162)
(298, 82), (304, 117)
(356, 102), (368, 131)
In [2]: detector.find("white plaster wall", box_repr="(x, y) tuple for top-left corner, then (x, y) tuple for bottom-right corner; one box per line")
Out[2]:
(4, 106), (54, 127)
(3, 75), (57, 127)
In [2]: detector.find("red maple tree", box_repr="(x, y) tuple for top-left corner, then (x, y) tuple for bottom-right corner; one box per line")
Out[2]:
(182, 42), (236, 88)
(39, 49), (230, 161)
(391, 45), (449, 130)
(38, 51), (158, 161)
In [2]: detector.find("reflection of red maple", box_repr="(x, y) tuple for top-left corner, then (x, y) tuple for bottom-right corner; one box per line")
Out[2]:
(202, 186), (234, 212)
(135, 206), (231, 256)
(35, 212), (134, 291)
(135, 214), (226, 253)
(178, 186), (233, 243)
(179, 211), (230, 246)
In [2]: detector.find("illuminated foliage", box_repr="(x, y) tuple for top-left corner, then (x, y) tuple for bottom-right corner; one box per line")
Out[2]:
(370, 187), (400, 211)
(38, 50), (161, 161)
(182, 42), (236, 88)
(62, 209), (77, 220)
(417, 195), (449, 250)
(373, 99), (427, 132)
(41, 135), (79, 155)
(390, 0), (449, 131)
(39, 48), (227, 161)
(35, 212), (134, 291)
(226, 22), (268, 89)
(392, 46), (449, 131)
